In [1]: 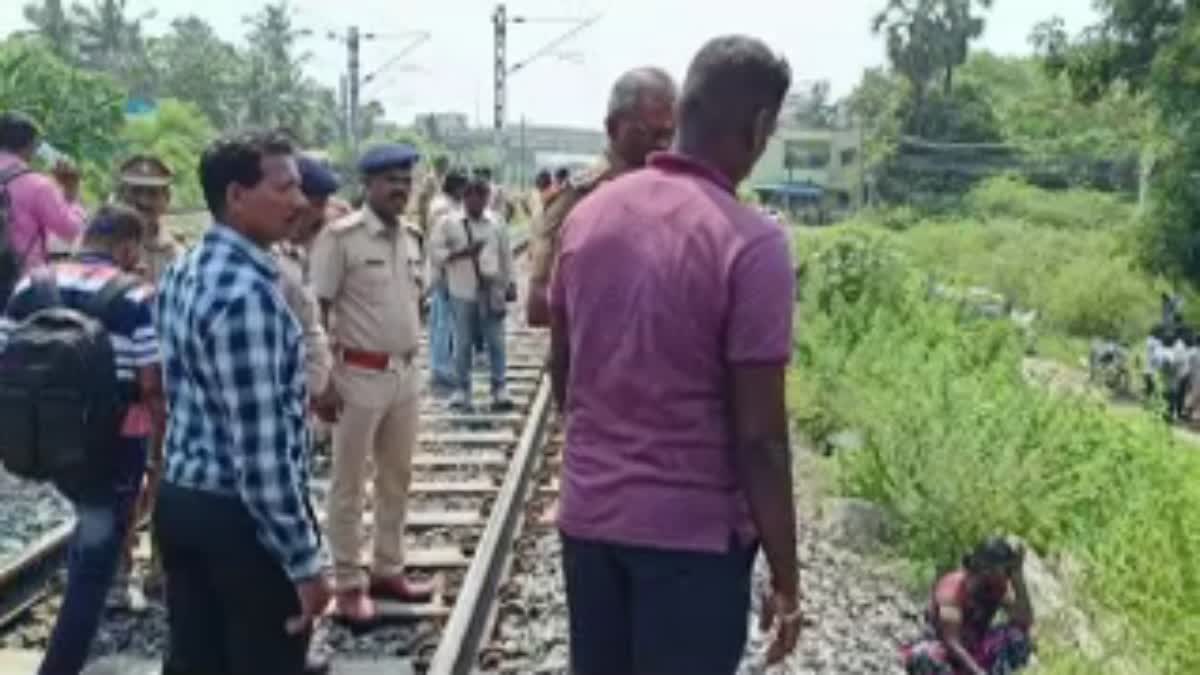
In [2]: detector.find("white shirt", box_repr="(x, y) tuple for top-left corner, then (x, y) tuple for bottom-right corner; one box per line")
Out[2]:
(429, 211), (512, 302)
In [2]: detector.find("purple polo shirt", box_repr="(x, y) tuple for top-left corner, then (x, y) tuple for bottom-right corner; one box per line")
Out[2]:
(0, 151), (85, 271)
(549, 151), (795, 554)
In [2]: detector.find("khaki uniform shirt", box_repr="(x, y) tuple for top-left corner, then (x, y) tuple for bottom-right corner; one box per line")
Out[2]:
(528, 155), (619, 286)
(139, 227), (183, 286)
(429, 211), (513, 302)
(414, 171), (442, 237)
(425, 194), (461, 288)
(309, 207), (421, 358)
(273, 240), (333, 395)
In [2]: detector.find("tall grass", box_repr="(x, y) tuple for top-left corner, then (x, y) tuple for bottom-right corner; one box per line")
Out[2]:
(790, 230), (1200, 673)
(818, 205), (1162, 345)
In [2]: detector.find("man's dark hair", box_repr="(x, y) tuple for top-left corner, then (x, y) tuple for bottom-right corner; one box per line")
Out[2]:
(535, 169), (552, 190)
(554, 167), (570, 185)
(442, 167), (468, 196)
(82, 204), (146, 249)
(198, 129), (295, 218)
(0, 111), (41, 153)
(963, 536), (1019, 573)
(679, 35), (791, 138)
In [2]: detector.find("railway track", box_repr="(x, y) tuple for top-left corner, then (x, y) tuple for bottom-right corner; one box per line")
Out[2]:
(0, 239), (564, 675)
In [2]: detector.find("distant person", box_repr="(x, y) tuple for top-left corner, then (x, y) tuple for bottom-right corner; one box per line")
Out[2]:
(154, 130), (331, 675)
(115, 153), (183, 285)
(549, 37), (799, 673)
(526, 67), (677, 327)
(430, 175), (515, 412)
(277, 156), (339, 412)
(0, 111), (86, 303)
(535, 169), (553, 198)
(310, 144), (436, 623)
(901, 537), (1034, 675)
(1, 205), (163, 675)
(414, 154), (449, 243)
(553, 166), (570, 188)
(426, 167), (469, 395)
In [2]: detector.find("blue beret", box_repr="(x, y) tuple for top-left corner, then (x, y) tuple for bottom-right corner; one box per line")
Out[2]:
(297, 156), (340, 197)
(358, 144), (421, 175)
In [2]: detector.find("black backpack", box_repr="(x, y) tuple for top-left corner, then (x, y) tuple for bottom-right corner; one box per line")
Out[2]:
(0, 166), (34, 307)
(0, 270), (139, 499)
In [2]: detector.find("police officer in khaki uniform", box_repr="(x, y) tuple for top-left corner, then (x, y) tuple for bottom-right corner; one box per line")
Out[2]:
(115, 154), (183, 286)
(309, 144), (436, 622)
(109, 152), (182, 611)
(277, 156), (337, 407)
(526, 67), (679, 327)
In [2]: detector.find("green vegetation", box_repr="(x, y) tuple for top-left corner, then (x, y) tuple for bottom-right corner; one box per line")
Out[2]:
(789, 226), (1200, 673)
(840, 177), (1161, 345)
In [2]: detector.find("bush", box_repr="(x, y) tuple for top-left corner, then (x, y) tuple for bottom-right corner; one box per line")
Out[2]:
(792, 232), (1200, 673)
(965, 176), (1135, 230)
(814, 215), (1164, 346)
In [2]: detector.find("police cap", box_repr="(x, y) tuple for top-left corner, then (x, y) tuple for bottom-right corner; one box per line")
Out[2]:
(358, 144), (421, 176)
(297, 155), (340, 197)
(118, 154), (173, 188)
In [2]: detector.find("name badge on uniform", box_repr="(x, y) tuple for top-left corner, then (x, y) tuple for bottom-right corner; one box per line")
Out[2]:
(365, 259), (386, 267)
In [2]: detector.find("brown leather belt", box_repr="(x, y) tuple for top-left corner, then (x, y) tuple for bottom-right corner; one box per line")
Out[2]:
(338, 347), (414, 372)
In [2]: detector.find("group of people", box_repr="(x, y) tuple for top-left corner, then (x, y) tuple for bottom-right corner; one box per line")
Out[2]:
(0, 29), (1039, 675)
(0, 107), (513, 673)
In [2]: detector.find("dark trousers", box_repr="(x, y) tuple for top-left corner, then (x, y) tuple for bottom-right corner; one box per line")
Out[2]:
(560, 532), (757, 675)
(39, 439), (146, 675)
(154, 483), (309, 675)
(39, 495), (138, 675)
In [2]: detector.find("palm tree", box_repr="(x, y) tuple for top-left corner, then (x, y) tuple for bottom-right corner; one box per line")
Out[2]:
(22, 0), (76, 62)
(72, 0), (156, 85)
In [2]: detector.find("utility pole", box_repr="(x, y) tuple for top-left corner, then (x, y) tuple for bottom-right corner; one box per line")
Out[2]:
(347, 26), (361, 157)
(492, 5), (507, 134)
(491, 5), (600, 182)
(338, 74), (349, 146)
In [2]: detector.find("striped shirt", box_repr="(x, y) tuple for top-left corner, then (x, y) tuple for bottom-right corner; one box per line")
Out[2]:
(1, 255), (158, 415)
(156, 223), (325, 580)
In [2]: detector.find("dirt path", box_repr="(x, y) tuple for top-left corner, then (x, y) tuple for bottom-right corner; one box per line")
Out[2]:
(1022, 356), (1200, 446)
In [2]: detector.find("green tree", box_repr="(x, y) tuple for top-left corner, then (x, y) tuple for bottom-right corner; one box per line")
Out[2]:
(71, 0), (155, 92)
(1036, 4), (1200, 283)
(0, 38), (125, 201)
(22, 0), (76, 62)
(872, 0), (993, 108)
(147, 16), (248, 129)
(241, 2), (312, 137)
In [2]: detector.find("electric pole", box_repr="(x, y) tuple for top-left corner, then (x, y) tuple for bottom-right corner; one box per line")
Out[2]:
(491, 5), (600, 181)
(347, 26), (361, 157)
(493, 4), (507, 134)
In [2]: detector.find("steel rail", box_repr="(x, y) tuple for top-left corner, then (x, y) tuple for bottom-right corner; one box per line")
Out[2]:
(426, 373), (552, 675)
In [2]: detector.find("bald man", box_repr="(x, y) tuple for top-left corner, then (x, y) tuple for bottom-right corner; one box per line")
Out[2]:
(526, 67), (678, 328)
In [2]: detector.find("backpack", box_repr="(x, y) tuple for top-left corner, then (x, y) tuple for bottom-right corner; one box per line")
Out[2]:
(0, 270), (140, 499)
(0, 166), (34, 306)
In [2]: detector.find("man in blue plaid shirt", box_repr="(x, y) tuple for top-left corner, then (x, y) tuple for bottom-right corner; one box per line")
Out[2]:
(153, 130), (332, 675)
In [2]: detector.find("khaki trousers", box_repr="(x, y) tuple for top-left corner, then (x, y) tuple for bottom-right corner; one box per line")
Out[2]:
(326, 362), (420, 591)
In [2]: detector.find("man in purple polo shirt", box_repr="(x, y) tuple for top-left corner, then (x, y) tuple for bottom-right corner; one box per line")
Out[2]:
(549, 36), (799, 674)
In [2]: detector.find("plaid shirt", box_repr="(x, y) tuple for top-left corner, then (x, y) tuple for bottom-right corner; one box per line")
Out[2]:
(157, 223), (326, 580)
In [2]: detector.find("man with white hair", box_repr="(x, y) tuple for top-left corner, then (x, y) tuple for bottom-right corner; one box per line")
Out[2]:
(525, 67), (678, 328)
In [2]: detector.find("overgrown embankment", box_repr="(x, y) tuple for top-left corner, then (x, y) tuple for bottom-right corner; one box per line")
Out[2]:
(788, 183), (1199, 673)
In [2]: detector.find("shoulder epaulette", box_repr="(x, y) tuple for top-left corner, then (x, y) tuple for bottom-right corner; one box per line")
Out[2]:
(328, 211), (366, 234)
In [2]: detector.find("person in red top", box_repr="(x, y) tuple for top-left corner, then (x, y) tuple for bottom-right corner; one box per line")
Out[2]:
(902, 537), (1035, 675)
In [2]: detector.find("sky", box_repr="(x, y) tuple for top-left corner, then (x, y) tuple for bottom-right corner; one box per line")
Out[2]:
(0, 0), (1101, 130)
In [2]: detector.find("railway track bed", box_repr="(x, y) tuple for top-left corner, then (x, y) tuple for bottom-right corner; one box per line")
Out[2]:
(0, 316), (557, 675)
